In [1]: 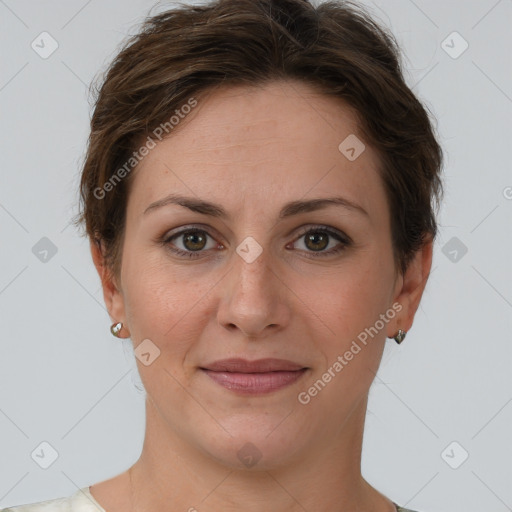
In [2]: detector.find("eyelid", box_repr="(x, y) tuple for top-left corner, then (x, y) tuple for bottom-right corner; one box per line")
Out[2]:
(293, 224), (352, 244)
(163, 223), (224, 243)
(163, 223), (350, 243)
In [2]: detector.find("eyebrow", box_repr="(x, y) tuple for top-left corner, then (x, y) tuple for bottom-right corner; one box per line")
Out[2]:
(143, 193), (369, 219)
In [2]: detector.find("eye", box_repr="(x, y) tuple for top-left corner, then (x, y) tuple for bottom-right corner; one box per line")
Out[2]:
(163, 228), (221, 259)
(160, 224), (351, 260)
(289, 225), (351, 257)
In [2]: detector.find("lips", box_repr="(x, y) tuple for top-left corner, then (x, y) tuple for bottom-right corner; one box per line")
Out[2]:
(200, 358), (306, 373)
(200, 358), (308, 394)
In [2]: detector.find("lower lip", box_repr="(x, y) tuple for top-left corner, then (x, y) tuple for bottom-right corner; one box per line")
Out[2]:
(201, 368), (308, 394)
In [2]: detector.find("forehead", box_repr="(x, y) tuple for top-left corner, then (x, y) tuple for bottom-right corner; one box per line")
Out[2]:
(162, 81), (366, 154)
(127, 80), (386, 222)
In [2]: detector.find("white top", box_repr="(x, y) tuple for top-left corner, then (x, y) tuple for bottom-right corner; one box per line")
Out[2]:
(2, 487), (419, 512)
(1, 487), (106, 512)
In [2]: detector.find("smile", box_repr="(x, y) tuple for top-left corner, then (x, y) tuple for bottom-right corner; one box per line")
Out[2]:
(200, 368), (308, 394)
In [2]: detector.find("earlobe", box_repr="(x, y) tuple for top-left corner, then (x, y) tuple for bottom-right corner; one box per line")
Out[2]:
(390, 237), (433, 336)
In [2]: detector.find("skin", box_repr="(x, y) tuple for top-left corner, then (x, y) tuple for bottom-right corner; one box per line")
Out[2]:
(90, 80), (432, 512)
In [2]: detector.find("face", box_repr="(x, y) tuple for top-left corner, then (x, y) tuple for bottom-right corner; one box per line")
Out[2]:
(94, 80), (430, 470)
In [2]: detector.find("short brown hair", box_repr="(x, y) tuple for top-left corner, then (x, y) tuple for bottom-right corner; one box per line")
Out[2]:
(73, 0), (444, 281)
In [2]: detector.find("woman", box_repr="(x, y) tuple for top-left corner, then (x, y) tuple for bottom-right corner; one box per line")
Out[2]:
(3, 0), (443, 510)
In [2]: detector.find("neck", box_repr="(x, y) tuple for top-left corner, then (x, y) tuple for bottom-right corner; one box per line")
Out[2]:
(125, 395), (395, 512)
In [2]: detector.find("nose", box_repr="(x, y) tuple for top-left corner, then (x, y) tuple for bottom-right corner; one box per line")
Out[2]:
(217, 246), (291, 339)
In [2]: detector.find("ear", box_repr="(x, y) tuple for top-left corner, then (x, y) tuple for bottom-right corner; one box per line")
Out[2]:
(90, 238), (129, 337)
(388, 236), (433, 337)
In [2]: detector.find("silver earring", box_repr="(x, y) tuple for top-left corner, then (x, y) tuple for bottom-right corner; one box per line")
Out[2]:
(110, 322), (123, 337)
(393, 329), (407, 344)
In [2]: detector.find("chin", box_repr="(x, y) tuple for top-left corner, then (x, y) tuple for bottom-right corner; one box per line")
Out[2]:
(195, 418), (310, 471)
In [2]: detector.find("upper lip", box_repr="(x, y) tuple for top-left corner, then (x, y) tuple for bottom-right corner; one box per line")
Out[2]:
(200, 358), (307, 373)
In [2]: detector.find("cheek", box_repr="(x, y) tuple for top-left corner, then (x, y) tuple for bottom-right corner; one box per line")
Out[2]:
(302, 266), (392, 404)
(122, 255), (216, 361)
(310, 257), (394, 340)
(301, 252), (395, 393)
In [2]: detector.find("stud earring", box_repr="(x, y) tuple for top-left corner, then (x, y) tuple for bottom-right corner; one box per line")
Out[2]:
(110, 322), (123, 337)
(392, 329), (407, 344)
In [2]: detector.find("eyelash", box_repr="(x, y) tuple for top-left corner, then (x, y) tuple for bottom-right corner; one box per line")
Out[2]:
(160, 225), (351, 260)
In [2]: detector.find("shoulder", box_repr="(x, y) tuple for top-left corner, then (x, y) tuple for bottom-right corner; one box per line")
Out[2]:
(394, 502), (423, 512)
(1, 487), (105, 512)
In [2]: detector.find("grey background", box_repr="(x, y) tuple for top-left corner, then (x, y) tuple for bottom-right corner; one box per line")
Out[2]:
(1, 0), (511, 511)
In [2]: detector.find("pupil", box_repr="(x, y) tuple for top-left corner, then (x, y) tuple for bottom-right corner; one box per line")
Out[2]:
(184, 232), (205, 251)
(307, 232), (328, 251)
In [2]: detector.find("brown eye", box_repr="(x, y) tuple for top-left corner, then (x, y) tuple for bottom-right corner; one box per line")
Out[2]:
(304, 231), (329, 252)
(163, 228), (218, 259)
(182, 230), (208, 251)
(291, 226), (351, 258)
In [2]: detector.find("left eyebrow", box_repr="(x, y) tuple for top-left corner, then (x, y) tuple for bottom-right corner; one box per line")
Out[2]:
(143, 194), (369, 219)
(278, 197), (369, 219)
